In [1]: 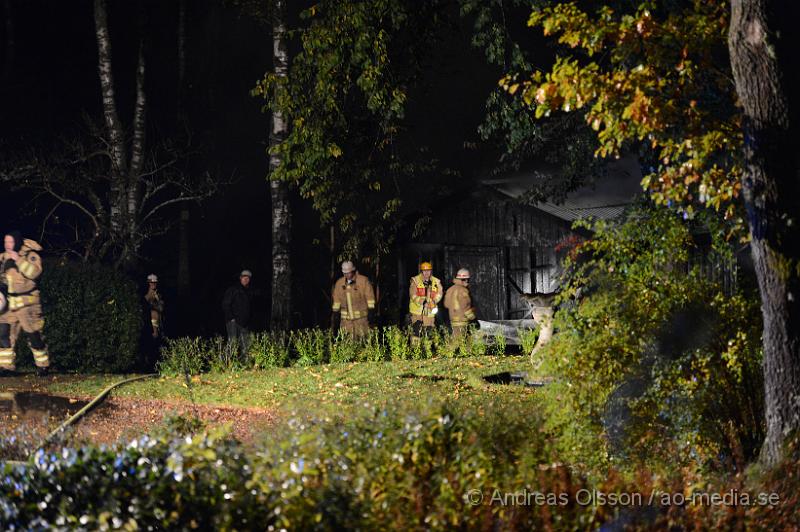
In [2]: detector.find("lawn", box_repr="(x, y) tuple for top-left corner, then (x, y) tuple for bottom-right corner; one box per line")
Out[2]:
(43, 355), (540, 420)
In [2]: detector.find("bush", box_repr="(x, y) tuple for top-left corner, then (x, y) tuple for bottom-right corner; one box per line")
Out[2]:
(157, 337), (212, 376)
(31, 260), (142, 373)
(0, 403), (609, 530)
(538, 205), (764, 471)
(251, 331), (291, 369)
(3, 406), (795, 530)
(157, 325), (506, 375)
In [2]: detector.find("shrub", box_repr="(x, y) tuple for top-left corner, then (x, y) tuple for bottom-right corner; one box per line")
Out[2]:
(359, 328), (388, 362)
(291, 328), (328, 366)
(328, 330), (359, 363)
(0, 403), (613, 530)
(3, 409), (795, 530)
(539, 205), (763, 471)
(155, 325), (502, 376)
(157, 337), (211, 376)
(385, 325), (410, 360)
(33, 260), (141, 373)
(251, 331), (291, 368)
(518, 327), (539, 357)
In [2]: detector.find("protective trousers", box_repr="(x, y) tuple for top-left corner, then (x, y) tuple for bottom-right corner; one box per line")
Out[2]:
(0, 302), (50, 371)
(341, 317), (370, 338)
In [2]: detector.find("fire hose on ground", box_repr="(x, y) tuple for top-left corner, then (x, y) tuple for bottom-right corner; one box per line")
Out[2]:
(3, 373), (159, 468)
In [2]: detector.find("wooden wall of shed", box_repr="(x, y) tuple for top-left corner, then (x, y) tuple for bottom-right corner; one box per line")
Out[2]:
(419, 196), (574, 249)
(403, 194), (577, 319)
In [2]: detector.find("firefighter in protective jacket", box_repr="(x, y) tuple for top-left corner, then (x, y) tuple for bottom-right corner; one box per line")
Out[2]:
(408, 262), (442, 336)
(144, 274), (165, 338)
(444, 268), (476, 339)
(331, 261), (376, 338)
(0, 231), (50, 374)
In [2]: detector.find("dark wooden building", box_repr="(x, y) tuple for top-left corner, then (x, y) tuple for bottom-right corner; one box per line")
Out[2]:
(399, 157), (643, 320)
(399, 188), (595, 320)
(398, 154), (743, 321)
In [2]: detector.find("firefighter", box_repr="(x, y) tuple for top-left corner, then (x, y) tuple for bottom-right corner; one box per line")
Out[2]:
(145, 274), (165, 339)
(0, 231), (50, 375)
(444, 268), (476, 339)
(408, 261), (442, 338)
(331, 261), (376, 338)
(142, 273), (165, 370)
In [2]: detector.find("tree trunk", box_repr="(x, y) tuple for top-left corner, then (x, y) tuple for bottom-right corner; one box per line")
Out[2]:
(93, 0), (128, 237)
(128, 20), (146, 214)
(270, 0), (292, 331)
(728, 0), (800, 466)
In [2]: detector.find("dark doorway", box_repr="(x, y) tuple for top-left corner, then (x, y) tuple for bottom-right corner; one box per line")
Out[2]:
(443, 245), (505, 319)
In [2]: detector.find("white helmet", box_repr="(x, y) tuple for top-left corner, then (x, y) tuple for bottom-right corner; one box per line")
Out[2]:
(455, 268), (470, 280)
(341, 261), (356, 273)
(146, 273), (158, 282)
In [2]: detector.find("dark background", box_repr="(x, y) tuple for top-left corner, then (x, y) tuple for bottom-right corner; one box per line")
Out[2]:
(0, 0), (506, 336)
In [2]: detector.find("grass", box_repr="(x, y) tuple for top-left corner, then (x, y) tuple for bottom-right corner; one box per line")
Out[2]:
(43, 355), (538, 419)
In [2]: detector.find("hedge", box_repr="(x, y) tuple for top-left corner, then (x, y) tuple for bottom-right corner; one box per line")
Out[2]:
(13, 260), (142, 373)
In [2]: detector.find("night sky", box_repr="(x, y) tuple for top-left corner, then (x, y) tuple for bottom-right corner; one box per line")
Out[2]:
(1, 0), (502, 335)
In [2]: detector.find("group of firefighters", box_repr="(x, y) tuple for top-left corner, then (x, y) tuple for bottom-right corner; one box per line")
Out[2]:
(331, 260), (476, 340)
(0, 227), (474, 374)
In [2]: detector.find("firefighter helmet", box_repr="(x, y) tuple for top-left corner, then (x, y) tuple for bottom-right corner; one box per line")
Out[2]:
(455, 268), (470, 280)
(419, 262), (433, 271)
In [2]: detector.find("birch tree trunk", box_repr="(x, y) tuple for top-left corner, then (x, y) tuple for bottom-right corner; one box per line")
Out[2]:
(269, 0), (292, 331)
(94, 0), (149, 269)
(93, 0), (128, 237)
(728, 0), (800, 466)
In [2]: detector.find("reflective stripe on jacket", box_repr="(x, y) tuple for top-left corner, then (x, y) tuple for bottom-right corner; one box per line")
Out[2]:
(332, 273), (375, 320)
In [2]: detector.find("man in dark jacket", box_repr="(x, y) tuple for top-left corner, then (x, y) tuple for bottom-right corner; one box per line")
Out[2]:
(222, 270), (254, 361)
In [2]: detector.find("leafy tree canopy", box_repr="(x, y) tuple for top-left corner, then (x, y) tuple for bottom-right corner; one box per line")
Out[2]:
(504, 0), (743, 230)
(461, 0), (604, 204)
(254, 0), (451, 260)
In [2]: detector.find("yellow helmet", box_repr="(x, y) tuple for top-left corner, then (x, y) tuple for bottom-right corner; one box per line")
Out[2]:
(419, 261), (433, 271)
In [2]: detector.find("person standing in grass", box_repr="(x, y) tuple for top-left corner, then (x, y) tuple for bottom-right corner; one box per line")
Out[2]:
(331, 261), (376, 339)
(222, 269), (254, 360)
(142, 273), (165, 370)
(444, 268), (476, 339)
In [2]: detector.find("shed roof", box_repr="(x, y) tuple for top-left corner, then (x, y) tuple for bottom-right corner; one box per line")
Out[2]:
(481, 155), (642, 223)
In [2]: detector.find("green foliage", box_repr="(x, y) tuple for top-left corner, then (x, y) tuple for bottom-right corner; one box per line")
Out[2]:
(292, 328), (329, 367)
(490, 331), (507, 356)
(0, 403), (609, 530)
(386, 325), (411, 360)
(518, 326), (539, 355)
(3, 405), (796, 529)
(460, 0), (603, 201)
(511, 0), (744, 229)
(156, 326), (510, 376)
(538, 204), (763, 470)
(35, 260), (141, 373)
(251, 331), (291, 369)
(158, 337), (207, 376)
(328, 331), (359, 364)
(360, 328), (389, 362)
(253, 0), (450, 259)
